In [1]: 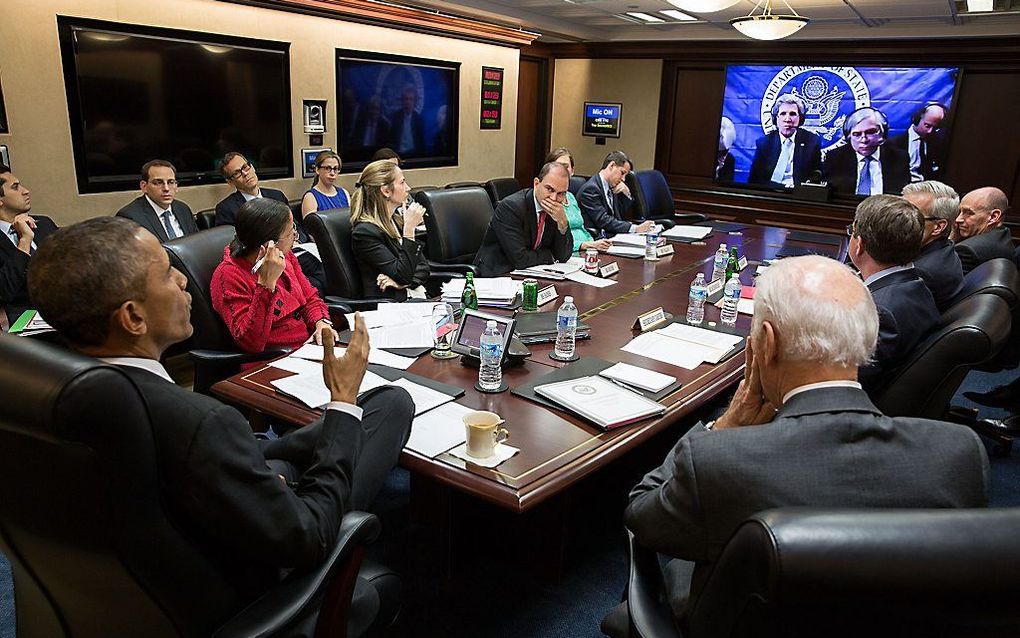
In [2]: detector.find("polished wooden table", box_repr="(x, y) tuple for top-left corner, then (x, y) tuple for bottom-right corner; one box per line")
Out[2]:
(213, 223), (845, 514)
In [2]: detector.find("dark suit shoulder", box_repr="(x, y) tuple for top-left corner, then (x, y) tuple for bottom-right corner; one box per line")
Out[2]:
(261, 188), (289, 204)
(493, 188), (532, 216)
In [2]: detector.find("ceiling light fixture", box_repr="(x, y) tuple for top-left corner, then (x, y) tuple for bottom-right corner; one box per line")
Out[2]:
(665, 0), (740, 12)
(731, 0), (809, 40)
(627, 11), (666, 22)
(661, 9), (698, 21)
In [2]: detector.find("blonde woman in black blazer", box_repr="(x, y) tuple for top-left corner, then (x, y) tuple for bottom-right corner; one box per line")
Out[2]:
(350, 160), (429, 301)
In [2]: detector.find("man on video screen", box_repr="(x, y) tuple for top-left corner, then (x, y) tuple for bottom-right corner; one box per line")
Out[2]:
(888, 102), (947, 182)
(823, 107), (910, 197)
(748, 94), (822, 188)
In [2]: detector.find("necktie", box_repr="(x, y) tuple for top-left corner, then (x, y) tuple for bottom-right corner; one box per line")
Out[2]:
(7, 227), (17, 246)
(856, 157), (874, 196)
(161, 210), (178, 240)
(533, 212), (546, 250)
(770, 137), (795, 186)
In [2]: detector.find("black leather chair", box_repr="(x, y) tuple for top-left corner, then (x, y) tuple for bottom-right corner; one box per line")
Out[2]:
(568, 175), (587, 197)
(872, 293), (1011, 419)
(414, 187), (492, 267)
(410, 185), (439, 198)
(0, 335), (394, 638)
(947, 258), (1020, 373)
(484, 177), (520, 207)
(445, 180), (482, 190)
(616, 508), (1020, 638)
(163, 227), (292, 395)
(625, 169), (704, 226)
(195, 207), (216, 231)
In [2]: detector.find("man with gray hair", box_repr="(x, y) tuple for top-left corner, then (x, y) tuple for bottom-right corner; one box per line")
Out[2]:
(848, 194), (939, 392)
(952, 186), (1014, 274)
(902, 180), (964, 310)
(748, 94), (822, 187)
(609, 255), (987, 636)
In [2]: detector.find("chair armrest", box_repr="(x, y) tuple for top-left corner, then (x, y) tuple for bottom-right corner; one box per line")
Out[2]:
(213, 511), (382, 638)
(428, 261), (475, 279)
(674, 213), (708, 224)
(323, 296), (393, 312)
(626, 530), (682, 638)
(189, 348), (290, 365)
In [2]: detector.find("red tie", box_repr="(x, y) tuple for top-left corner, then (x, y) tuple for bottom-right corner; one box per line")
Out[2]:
(533, 212), (546, 250)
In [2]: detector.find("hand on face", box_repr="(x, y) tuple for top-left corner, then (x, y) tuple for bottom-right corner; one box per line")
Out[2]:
(322, 313), (370, 404)
(713, 341), (777, 430)
(539, 194), (568, 230)
(612, 180), (631, 199)
(255, 240), (286, 290)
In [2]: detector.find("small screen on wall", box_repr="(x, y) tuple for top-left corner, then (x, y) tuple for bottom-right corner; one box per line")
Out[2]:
(582, 102), (622, 138)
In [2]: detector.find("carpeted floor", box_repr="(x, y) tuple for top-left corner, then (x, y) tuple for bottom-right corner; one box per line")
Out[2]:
(3, 368), (1019, 637)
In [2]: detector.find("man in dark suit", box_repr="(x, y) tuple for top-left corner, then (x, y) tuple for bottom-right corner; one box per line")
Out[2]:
(748, 94), (823, 187)
(606, 254), (988, 637)
(386, 85), (425, 157)
(116, 159), (199, 242)
(576, 151), (654, 237)
(0, 166), (58, 326)
(28, 216), (413, 627)
(902, 180), (964, 311)
(215, 152), (327, 296)
(887, 103), (947, 182)
(473, 162), (574, 277)
(822, 107), (911, 196)
(848, 194), (940, 393)
(952, 186), (1014, 274)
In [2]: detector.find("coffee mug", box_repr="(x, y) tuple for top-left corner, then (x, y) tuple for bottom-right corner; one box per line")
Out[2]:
(463, 410), (509, 459)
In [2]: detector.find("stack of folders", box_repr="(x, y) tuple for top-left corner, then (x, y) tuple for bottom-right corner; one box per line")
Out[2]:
(513, 310), (590, 344)
(510, 261), (581, 280)
(621, 323), (744, 370)
(442, 277), (521, 308)
(8, 310), (54, 336)
(534, 375), (665, 430)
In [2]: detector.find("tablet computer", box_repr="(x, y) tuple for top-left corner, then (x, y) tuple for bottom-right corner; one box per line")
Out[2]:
(452, 308), (516, 360)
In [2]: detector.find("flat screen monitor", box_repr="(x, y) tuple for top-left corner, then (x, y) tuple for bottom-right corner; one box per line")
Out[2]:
(452, 308), (515, 359)
(582, 102), (622, 138)
(336, 50), (459, 173)
(715, 65), (960, 197)
(57, 17), (292, 194)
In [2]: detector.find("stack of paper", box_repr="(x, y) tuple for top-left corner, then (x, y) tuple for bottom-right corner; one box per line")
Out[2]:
(270, 368), (391, 409)
(599, 362), (676, 392)
(606, 245), (646, 258)
(621, 323), (743, 370)
(610, 233), (665, 248)
(347, 303), (434, 329)
(405, 401), (473, 457)
(442, 277), (521, 307)
(291, 343), (417, 370)
(9, 311), (54, 336)
(662, 225), (712, 241)
(564, 270), (617, 288)
(510, 262), (581, 280)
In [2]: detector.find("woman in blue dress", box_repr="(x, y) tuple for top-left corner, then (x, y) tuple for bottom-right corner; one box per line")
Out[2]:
(300, 151), (353, 217)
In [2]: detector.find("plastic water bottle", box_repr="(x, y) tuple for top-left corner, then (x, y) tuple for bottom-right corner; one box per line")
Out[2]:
(721, 275), (741, 326)
(555, 296), (578, 359)
(687, 273), (707, 325)
(644, 229), (659, 261)
(712, 243), (728, 281)
(478, 320), (503, 391)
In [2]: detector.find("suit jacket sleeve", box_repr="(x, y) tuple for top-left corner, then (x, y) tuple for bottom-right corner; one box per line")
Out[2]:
(177, 202), (199, 235)
(491, 198), (570, 270)
(0, 246), (30, 306)
(954, 243), (980, 275)
(211, 263), (282, 353)
(577, 183), (630, 236)
(625, 427), (712, 560)
(214, 198), (236, 227)
(352, 223), (429, 287)
(748, 136), (772, 184)
(184, 406), (362, 568)
(858, 304), (898, 390)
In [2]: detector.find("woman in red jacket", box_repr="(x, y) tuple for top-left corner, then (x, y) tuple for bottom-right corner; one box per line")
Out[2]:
(211, 198), (338, 353)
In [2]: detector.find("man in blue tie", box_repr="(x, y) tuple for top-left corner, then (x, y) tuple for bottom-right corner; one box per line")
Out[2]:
(0, 165), (58, 326)
(748, 94), (822, 187)
(822, 107), (911, 197)
(116, 159), (199, 242)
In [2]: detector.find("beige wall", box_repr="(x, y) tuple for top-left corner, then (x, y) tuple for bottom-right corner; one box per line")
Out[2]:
(549, 58), (662, 177)
(0, 0), (519, 224)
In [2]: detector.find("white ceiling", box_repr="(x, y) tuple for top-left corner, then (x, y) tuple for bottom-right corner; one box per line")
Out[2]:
(391, 0), (1020, 42)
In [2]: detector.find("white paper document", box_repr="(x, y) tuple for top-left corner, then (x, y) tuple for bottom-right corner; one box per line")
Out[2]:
(564, 270), (617, 288)
(348, 304), (435, 329)
(662, 225), (712, 240)
(510, 262), (581, 280)
(600, 362), (676, 393)
(270, 369), (390, 409)
(268, 356), (324, 376)
(607, 233), (649, 248)
(657, 323), (743, 355)
(606, 245), (646, 258)
(621, 332), (708, 370)
(405, 401), (473, 457)
(291, 343), (417, 370)
(534, 375), (665, 429)
(369, 321), (433, 349)
(293, 242), (321, 261)
(447, 442), (520, 468)
(388, 377), (456, 416)
(442, 277), (521, 305)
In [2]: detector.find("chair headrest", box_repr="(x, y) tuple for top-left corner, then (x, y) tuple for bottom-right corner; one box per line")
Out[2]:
(164, 226), (236, 350)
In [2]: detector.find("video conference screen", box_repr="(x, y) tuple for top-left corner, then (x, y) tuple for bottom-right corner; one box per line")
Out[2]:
(337, 50), (459, 172)
(58, 18), (293, 194)
(716, 65), (959, 197)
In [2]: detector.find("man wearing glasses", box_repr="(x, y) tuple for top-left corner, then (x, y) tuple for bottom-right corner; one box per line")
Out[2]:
(116, 159), (199, 242)
(823, 107), (911, 197)
(215, 152), (327, 296)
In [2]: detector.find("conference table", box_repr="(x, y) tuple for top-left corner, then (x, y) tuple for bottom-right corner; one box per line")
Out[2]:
(213, 222), (846, 532)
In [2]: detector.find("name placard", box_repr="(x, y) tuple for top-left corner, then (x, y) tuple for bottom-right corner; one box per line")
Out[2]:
(706, 278), (725, 297)
(632, 306), (672, 332)
(737, 256), (748, 271)
(655, 244), (674, 258)
(599, 262), (620, 277)
(537, 285), (558, 307)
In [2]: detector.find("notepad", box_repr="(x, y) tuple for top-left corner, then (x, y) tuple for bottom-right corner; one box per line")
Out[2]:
(405, 401), (473, 457)
(661, 225), (712, 240)
(534, 375), (665, 430)
(270, 369), (390, 409)
(599, 362), (677, 393)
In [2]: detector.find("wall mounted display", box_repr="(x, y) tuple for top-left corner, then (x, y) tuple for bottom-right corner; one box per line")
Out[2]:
(480, 66), (503, 130)
(57, 17), (293, 193)
(336, 49), (459, 172)
(0, 146), (9, 169)
(581, 102), (622, 138)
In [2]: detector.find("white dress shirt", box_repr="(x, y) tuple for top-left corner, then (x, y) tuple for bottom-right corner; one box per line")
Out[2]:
(782, 380), (863, 405)
(856, 148), (884, 196)
(240, 188), (262, 202)
(0, 219), (37, 252)
(863, 263), (914, 287)
(101, 356), (363, 420)
(145, 195), (185, 239)
(907, 127), (923, 182)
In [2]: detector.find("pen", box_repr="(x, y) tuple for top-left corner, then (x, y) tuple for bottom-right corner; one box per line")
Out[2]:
(251, 256), (266, 275)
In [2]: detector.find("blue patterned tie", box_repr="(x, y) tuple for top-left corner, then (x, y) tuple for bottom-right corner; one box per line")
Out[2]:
(856, 156), (874, 196)
(161, 210), (178, 240)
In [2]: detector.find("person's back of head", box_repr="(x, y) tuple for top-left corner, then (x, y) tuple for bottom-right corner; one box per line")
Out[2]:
(850, 194), (924, 268)
(350, 159), (402, 239)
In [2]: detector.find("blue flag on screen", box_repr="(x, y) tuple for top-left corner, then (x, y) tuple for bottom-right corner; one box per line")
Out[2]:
(719, 65), (959, 183)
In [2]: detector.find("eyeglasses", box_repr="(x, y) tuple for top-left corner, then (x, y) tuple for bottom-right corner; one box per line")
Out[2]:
(849, 128), (882, 140)
(319, 165), (340, 174)
(280, 222), (298, 239)
(227, 162), (253, 180)
(845, 222), (856, 237)
(148, 179), (178, 187)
